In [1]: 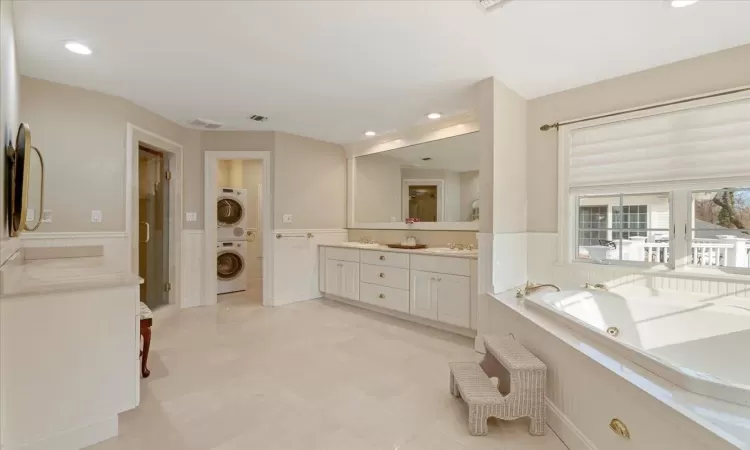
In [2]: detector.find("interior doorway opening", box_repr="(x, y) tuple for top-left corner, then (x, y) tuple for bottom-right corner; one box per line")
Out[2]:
(216, 159), (264, 303)
(204, 151), (273, 307)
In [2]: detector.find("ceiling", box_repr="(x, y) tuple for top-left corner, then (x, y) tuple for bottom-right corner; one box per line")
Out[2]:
(14, 0), (750, 144)
(363, 132), (481, 172)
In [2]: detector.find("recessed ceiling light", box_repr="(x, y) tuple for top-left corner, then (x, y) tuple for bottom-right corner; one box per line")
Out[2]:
(364, 131), (376, 137)
(65, 42), (92, 55)
(670, 0), (699, 7)
(427, 113), (442, 120)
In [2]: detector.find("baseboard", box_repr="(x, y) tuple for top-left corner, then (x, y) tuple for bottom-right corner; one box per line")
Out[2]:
(325, 294), (476, 338)
(6, 416), (118, 450)
(546, 399), (596, 450)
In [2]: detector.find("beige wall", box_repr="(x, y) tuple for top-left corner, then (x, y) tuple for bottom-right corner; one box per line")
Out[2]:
(20, 78), (347, 233)
(20, 76), (202, 231)
(273, 132), (346, 229)
(527, 44), (750, 233)
(0, 0), (19, 244)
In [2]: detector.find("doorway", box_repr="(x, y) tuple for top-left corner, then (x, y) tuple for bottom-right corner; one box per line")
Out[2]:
(402, 179), (444, 222)
(138, 146), (170, 310)
(204, 151), (272, 307)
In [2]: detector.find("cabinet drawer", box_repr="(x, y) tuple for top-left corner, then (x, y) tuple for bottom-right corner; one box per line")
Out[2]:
(410, 254), (470, 276)
(361, 250), (409, 268)
(326, 247), (360, 262)
(360, 264), (410, 290)
(360, 282), (409, 314)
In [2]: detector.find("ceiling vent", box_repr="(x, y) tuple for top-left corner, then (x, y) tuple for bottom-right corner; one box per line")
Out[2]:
(188, 118), (223, 129)
(478, 0), (515, 11)
(248, 115), (269, 122)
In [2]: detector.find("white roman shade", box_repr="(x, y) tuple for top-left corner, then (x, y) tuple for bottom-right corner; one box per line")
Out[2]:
(567, 94), (750, 192)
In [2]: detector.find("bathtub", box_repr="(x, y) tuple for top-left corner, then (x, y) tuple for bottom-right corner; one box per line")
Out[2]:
(525, 286), (750, 407)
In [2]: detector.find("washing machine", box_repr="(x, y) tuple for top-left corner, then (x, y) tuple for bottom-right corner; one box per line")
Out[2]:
(217, 241), (247, 294)
(217, 187), (247, 241)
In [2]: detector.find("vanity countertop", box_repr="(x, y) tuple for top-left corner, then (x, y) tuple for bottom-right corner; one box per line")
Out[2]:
(320, 243), (478, 259)
(0, 251), (143, 299)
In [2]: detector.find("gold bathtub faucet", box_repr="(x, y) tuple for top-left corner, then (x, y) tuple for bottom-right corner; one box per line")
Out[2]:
(583, 283), (609, 291)
(516, 281), (561, 298)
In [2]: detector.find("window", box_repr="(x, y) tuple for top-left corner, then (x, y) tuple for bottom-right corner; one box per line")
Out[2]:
(690, 188), (750, 269)
(576, 194), (670, 265)
(578, 205), (607, 246)
(612, 205), (648, 240)
(562, 90), (750, 274)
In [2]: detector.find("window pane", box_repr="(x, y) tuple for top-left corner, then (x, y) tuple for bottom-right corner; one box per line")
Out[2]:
(576, 193), (670, 265)
(690, 188), (750, 270)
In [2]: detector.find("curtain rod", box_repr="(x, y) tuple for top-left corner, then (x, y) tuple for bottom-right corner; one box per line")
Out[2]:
(539, 86), (750, 131)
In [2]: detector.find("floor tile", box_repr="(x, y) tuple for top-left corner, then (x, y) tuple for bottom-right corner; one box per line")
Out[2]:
(88, 294), (566, 450)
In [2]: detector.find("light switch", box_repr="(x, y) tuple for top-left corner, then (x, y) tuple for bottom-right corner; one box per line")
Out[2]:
(186, 212), (197, 222)
(42, 209), (52, 223)
(283, 214), (293, 224)
(26, 208), (35, 223)
(91, 210), (103, 223)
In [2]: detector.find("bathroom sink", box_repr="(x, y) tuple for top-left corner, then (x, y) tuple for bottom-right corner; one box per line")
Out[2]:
(339, 242), (381, 248)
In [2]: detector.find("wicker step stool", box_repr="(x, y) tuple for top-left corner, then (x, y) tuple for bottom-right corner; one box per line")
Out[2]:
(449, 335), (547, 436)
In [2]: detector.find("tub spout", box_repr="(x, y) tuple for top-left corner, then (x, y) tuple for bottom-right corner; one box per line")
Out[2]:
(583, 283), (609, 291)
(516, 281), (561, 298)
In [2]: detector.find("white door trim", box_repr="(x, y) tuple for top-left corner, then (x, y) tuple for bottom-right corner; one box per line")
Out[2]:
(126, 123), (184, 312)
(204, 151), (273, 306)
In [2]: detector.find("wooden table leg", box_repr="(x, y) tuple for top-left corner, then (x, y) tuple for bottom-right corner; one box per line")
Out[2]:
(140, 321), (151, 378)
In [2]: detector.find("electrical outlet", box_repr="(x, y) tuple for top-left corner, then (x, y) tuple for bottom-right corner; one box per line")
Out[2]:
(26, 208), (35, 223)
(42, 209), (52, 223)
(283, 214), (293, 224)
(91, 210), (103, 223)
(186, 212), (197, 222)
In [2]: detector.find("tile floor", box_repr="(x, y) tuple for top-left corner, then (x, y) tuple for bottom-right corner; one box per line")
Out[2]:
(91, 293), (567, 450)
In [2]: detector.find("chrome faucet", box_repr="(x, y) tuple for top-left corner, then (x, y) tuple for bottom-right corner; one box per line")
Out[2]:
(358, 238), (375, 244)
(583, 283), (608, 291)
(516, 281), (561, 298)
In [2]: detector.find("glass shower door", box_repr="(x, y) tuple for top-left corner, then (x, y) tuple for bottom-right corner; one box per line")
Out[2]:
(138, 148), (170, 310)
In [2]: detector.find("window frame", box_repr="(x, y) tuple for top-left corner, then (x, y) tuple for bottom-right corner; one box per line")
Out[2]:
(556, 88), (750, 277)
(573, 193), (672, 269)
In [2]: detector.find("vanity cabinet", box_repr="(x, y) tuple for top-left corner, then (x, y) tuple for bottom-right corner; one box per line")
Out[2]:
(324, 259), (359, 301)
(320, 245), (477, 335)
(410, 270), (471, 328)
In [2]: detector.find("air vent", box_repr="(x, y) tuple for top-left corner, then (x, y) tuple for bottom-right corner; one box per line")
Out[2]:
(248, 115), (269, 122)
(188, 118), (224, 129)
(478, 0), (514, 11)
(421, 157), (432, 161)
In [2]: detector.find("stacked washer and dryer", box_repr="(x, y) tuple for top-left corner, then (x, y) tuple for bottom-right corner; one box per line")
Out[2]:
(217, 187), (248, 295)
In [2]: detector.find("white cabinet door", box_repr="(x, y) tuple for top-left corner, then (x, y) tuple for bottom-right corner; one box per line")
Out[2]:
(435, 273), (471, 328)
(410, 270), (438, 321)
(325, 259), (342, 297)
(340, 261), (360, 301)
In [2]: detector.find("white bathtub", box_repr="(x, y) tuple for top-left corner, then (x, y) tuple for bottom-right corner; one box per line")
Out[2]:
(525, 286), (750, 407)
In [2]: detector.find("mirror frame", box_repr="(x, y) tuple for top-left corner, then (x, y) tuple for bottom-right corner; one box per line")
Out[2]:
(346, 114), (480, 231)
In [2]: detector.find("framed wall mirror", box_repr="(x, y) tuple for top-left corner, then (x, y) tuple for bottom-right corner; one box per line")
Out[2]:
(349, 130), (480, 230)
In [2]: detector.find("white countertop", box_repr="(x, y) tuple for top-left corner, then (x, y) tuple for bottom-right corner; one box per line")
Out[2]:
(320, 243), (478, 259)
(490, 289), (750, 449)
(0, 252), (142, 299)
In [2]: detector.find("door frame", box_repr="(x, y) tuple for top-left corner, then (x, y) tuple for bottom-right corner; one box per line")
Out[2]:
(402, 178), (444, 221)
(126, 123), (183, 317)
(204, 151), (273, 306)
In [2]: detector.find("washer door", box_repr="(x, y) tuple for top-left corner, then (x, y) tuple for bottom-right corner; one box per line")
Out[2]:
(217, 251), (245, 281)
(217, 197), (245, 227)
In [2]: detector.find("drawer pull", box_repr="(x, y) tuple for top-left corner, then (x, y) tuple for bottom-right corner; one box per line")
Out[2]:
(609, 419), (630, 439)
(378, 294), (385, 299)
(379, 273), (385, 278)
(379, 255), (385, 260)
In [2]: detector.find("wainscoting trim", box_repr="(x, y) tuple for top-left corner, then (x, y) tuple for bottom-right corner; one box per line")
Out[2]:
(546, 399), (596, 450)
